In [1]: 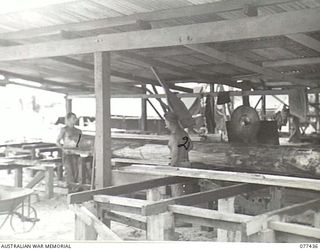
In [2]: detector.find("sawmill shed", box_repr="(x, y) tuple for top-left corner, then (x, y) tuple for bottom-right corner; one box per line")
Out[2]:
(0, 0), (320, 243)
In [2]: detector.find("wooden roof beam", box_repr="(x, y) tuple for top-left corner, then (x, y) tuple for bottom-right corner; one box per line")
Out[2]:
(0, 0), (297, 41)
(185, 44), (318, 87)
(286, 33), (320, 53)
(0, 69), (91, 91)
(0, 68), (144, 94)
(0, 8), (318, 61)
(53, 55), (193, 93)
(117, 51), (229, 85)
(263, 57), (320, 67)
(0, 35), (169, 91)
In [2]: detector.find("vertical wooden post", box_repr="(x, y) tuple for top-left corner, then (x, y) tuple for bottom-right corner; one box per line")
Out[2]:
(217, 197), (240, 242)
(140, 87), (147, 131)
(242, 84), (251, 107)
(65, 96), (72, 115)
(45, 166), (54, 199)
(147, 186), (166, 201)
(79, 157), (86, 185)
(249, 229), (275, 243)
(269, 187), (283, 210)
(94, 51), (112, 189)
(147, 212), (175, 241)
(96, 202), (111, 228)
(315, 93), (320, 133)
(14, 167), (23, 187)
(74, 214), (97, 240)
(314, 210), (320, 228)
(261, 95), (266, 120)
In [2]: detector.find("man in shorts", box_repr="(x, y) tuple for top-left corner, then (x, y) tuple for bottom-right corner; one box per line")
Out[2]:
(56, 112), (82, 192)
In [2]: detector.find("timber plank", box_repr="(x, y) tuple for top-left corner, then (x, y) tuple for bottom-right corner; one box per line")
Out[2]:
(68, 176), (192, 204)
(141, 183), (266, 216)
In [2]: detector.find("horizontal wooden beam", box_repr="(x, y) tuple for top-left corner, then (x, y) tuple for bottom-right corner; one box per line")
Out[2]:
(170, 205), (251, 231)
(0, 8), (319, 61)
(269, 221), (320, 239)
(104, 211), (146, 231)
(69, 87), (320, 99)
(121, 165), (320, 192)
(0, 69), (90, 91)
(53, 55), (192, 92)
(286, 34), (320, 53)
(185, 44), (317, 87)
(68, 176), (192, 204)
(94, 195), (150, 215)
(117, 51), (226, 85)
(141, 183), (266, 216)
(0, 0), (296, 41)
(263, 57), (320, 68)
(246, 198), (320, 236)
(169, 205), (251, 223)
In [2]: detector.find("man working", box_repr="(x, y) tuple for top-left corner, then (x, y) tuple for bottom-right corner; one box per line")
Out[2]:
(164, 111), (193, 197)
(56, 112), (82, 192)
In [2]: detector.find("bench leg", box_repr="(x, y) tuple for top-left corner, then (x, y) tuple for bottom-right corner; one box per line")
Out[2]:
(45, 167), (54, 199)
(14, 168), (23, 187)
(217, 197), (241, 242)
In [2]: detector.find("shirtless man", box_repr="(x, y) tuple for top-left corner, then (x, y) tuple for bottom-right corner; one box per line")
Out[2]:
(56, 112), (82, 192)
(164, 112), (193, 196)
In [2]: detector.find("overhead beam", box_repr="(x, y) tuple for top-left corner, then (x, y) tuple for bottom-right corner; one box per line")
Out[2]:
(0, 69), (90, 91)
(263, 57), (320, 68)
(0, 0), (297, 41)
(0, 8), (319, 61)
(70, 87), (320, 99)
(53, 55), (193, 92)
(286, 34), (320, 53)
(0, 38), (146, 92)
(185, 44), (317, 87)
(118, 51), (223, 85)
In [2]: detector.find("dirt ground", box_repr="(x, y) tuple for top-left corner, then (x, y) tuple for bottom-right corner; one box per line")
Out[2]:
(0, 170), (216, 241)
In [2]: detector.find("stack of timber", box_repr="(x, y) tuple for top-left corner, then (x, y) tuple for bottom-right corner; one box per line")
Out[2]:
(80, 133), (320, 179)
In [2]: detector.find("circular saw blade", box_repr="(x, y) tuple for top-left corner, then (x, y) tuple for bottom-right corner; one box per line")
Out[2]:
(230, 105), (260, 143)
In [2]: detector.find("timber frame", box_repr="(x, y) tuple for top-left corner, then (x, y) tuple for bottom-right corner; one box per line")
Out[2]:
(68, 166), (320, 242)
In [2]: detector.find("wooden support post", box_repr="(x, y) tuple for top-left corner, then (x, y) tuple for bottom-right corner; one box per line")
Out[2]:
(79, 157), (86, 185)
(314, 210), (320, 228)
(140, 87), (147, 131)
(14, 167), (23, 187)
(94, 51), (112, 189)
(147, 212), (175, 241)
(96, 202), (111, 228)
(147, 186), (166, 201)
(269, 187), (284, 210)
(315, 93), (320, 133)
(45, 166), (54, 199)
(217, 197), (241, 242)
(261, 95), (266, 120)
(249, 228), (276, 243)
(65, 96), (72, 114)
(74, 214), (98, 240)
